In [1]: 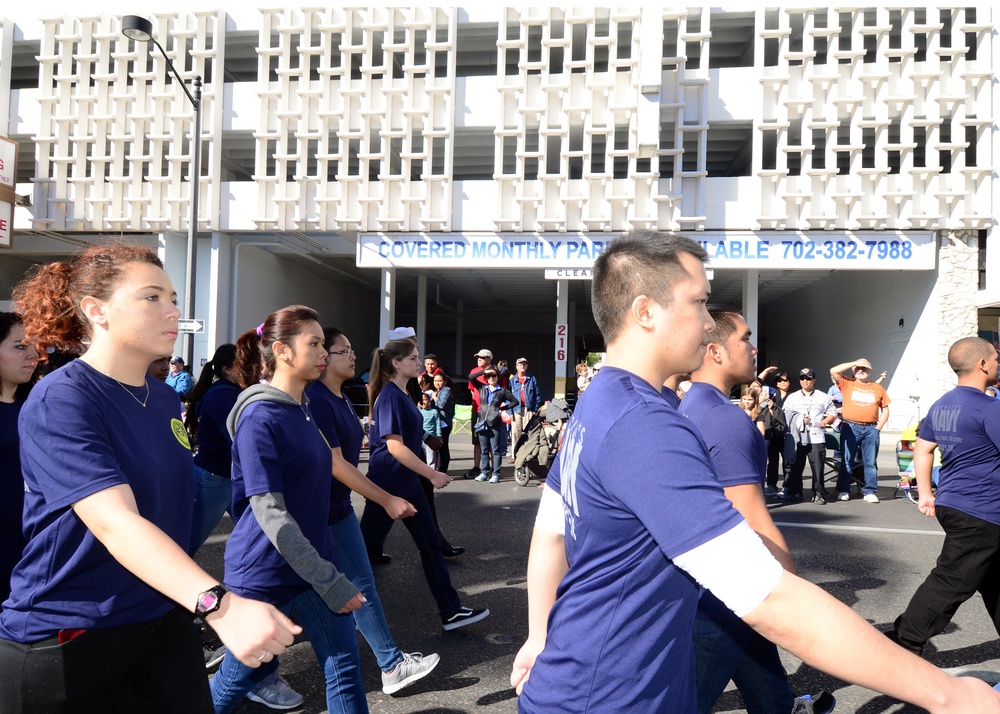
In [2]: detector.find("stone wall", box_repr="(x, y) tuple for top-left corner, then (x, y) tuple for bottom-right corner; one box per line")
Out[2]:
(938, 230), (980, 392)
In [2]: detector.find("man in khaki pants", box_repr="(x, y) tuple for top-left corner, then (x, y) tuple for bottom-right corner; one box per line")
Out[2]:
(509, 358), (541, 455)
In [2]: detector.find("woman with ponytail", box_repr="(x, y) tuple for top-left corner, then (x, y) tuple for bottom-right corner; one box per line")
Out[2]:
(210, 306), (367, 713)
(0, 313), (39, 603)
(362, 335), (490, 631)
(0, 244), (299, 712)
(306, 326), (440, 694)
(185, 343), (242, 554)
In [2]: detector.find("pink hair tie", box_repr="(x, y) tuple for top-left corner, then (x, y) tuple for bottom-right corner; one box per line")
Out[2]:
(255, 323), (265, 337)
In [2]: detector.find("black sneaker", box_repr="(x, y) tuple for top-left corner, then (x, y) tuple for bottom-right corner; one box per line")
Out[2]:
(369, 553), (392, 565)
(441, 544), (465, 557)
(462, 468), (481, 480)
(777, 489), (803, 502)
(792, 691), (836, 714)
(811, 494), (827, 505)
(442, 607), (490, 631)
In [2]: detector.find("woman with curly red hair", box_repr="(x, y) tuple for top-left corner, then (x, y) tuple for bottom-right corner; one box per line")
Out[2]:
(0, 312), (40, 603)
(0, 244), (300, 712)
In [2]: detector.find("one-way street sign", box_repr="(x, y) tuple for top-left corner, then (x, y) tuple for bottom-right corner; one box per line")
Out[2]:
(177, 318), (205, 333)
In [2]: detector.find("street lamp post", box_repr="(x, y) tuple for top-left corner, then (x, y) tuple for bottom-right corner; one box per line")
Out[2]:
(122, 15), (202, 367)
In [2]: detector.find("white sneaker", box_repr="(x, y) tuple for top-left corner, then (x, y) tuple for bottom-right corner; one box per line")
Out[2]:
(863, 493), (880, 503)
(246, 674), (304, 710)
(382, 652), (441, 694)
(837, 492), (851, 502)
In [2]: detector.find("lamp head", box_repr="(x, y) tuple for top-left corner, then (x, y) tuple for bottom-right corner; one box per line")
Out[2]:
(122, 15), (153, 42)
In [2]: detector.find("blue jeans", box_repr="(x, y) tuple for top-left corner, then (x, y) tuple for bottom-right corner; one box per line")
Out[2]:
(693, 612), (793, 714)
(837, 423), (879, 495)
(478, 424), (502, 478)
(360, 489), (461, 617)
(209, 589), (366, 714)
(329, 512), (404, 672)
(188, 465), (232, 554)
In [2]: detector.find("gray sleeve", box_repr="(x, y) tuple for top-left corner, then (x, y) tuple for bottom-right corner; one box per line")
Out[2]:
(249, 492), (360, 611)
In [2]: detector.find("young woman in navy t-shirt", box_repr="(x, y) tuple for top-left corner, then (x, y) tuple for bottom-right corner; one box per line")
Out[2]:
(185, 342), (242, 553)
(210, 306), (368, 713)
(0, 313), (39, 604)
(305, 326), (440, 694)
(361, 336), (490, 631)
(0, 244), (299, 713)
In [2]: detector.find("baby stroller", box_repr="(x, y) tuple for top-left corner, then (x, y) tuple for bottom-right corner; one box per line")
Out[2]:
(513, 398), (572, 486)
(894, 422), (939, 503)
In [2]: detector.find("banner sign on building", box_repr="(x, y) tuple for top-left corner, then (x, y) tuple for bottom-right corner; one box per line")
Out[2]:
(0, 136), (17, 249)
(358, 231), (936, 271)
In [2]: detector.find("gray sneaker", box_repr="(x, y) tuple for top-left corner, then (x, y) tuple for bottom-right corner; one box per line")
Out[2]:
(246, 674), (304, 710)
(381, 651), (441, 695)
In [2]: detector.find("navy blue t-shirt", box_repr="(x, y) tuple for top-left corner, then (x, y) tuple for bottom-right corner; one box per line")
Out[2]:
(192, 379), (241, 477)
(1, 360), (193, 642)
(520, 367), (744, 713)
(225, 399), (337, 606)
(367, 382), (425, 500)
(680, 382), (767, 488)
(0, 400), (26, 604)
(918, 386), (1000, 526)
(679, 381), (771, 634)
(306, 381), (365, 524)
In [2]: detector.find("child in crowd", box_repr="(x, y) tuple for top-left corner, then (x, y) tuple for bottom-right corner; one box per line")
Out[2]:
(420, 391), (441, 468)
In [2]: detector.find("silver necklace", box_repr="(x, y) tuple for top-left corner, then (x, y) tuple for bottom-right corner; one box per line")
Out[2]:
(299, 400), (311, 422)
(113, 377), (150, 408)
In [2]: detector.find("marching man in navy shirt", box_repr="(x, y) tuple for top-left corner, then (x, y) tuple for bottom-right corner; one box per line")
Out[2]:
(510, 230), (1000, 713)
(889, 337), (1000, 655)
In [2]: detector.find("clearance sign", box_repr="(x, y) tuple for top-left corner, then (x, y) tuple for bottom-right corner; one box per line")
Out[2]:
(0, 136), (16, 249)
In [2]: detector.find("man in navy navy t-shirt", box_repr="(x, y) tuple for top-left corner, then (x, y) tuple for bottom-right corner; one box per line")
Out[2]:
(681, 309), (800, 713)
(889, 336), (1000, 655)
(511, 231), (1000, 713)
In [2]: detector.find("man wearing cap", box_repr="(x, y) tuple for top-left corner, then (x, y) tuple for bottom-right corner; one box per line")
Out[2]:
(780, 368), (838, 504)
(465, 348), (496, 479)
(509, 358), (542, 451)
(830, 358), (891, 503)
(165, 356), (194, 400)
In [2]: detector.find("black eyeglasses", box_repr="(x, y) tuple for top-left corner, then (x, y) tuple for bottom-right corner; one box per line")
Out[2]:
(776, 378), (789, 382)
(486, 374), (498, 379)
(800, 376), (815, 381)
(328, 349), (355, 358)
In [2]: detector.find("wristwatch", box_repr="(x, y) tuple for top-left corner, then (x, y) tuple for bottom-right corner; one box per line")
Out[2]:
(193, 584), (229, 625)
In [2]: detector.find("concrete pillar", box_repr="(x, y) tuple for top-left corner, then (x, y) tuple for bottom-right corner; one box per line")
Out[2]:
(379, 267), (396, 344)
(207, 232), (233, 356)
(416, 274), (427, 353)
(555, 279), (569, 398)
(743, 268), (759, 347)
(454, 300), (464, 378)
(158, 231), (188, 359)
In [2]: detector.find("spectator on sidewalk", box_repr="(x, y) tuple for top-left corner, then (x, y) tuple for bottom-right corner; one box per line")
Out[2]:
(465, 348), (494, 479)
(829, 358), (891, 503)
(510, 358), (542, 451)
(473, 367), (518, 484)
(166, 355), (195, 399)
(779, 368), (837, 505)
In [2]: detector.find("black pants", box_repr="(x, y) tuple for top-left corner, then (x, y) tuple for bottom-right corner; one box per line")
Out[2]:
(0, 608), (211, 713)
(419, 467), (453, 549)
(784, 443), (827, 498)
(895, 506), (1000, 651)
(360, 489), (462, 617)
(438, 425), (452, 474)
(766, 434), (788, 489)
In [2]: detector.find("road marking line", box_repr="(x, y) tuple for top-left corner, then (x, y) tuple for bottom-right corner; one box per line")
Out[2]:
(774, 521), (943, 536)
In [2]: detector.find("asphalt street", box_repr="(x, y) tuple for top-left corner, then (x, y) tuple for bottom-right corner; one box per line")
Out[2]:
(195, 433), (1000, 713)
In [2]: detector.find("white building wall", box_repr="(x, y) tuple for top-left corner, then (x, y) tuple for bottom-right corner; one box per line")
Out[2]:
(762, 267), (941, 430)
(231, 244), (379, 350)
